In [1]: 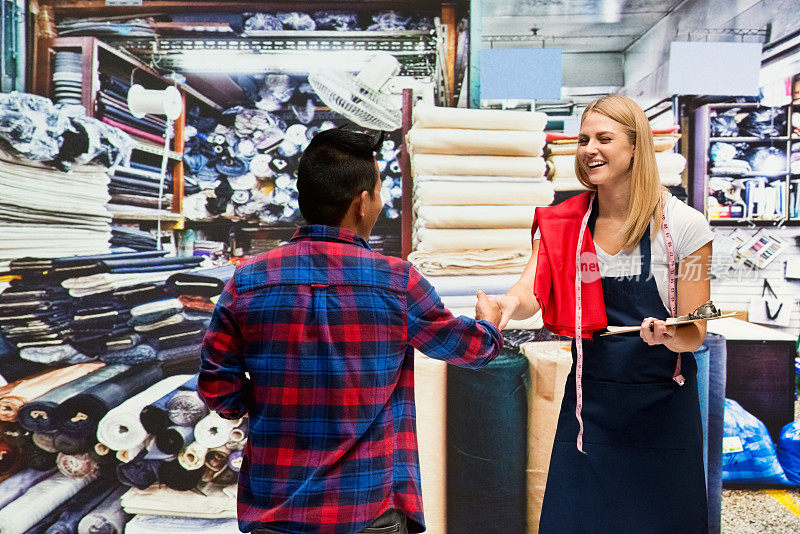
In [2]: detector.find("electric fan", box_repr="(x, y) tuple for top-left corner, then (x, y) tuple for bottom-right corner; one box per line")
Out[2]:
(308, 51), (402, 131)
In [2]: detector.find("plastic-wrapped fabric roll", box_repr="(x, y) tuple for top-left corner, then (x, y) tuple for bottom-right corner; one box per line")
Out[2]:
(178, 442), (207, 471)
(407, 128), (546, 157)
(0, 472), (96, 534)
(0, 468), (56, 508)
(116, 450), (161, 490)
(96, 374), (194, 451)
(447, 351), (529, 534)
(414, 180), (554, 207)
(77, 486), (131, 534)
(27, 446), (58, 471)
(54, 363), (164, 437)
(157, 460), (203, 491)
(193, 413), (239, 449)
(154, 425), (193, 455)
(414, 228), (532, 253)
(139, 375), (198, 434)
(704, 333), (727, 534)
(18, 364), (132, 433)
(56, 453), (99, 479)
(412, 154), (546, 178)
(54, 432), (92, 455)
(521, 341), (572, 534)
(166, 390), (208, 427)
(414, 352), (447, 534)
(415, 205), (536, 230)
(413, 104), (548, 131)
(44, 479), (115, 534)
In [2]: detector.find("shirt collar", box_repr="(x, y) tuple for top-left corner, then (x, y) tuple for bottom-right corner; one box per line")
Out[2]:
(291, 225), (371, 250)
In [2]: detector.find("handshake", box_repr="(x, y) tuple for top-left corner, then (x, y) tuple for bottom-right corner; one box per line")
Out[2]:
(474, 291), (519, 330)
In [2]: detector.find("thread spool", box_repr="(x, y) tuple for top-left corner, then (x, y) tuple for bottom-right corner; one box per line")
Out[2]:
(127, 84), (183, 120)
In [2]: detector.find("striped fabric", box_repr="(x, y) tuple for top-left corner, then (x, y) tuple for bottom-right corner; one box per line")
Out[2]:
(199, 224), (502, 534)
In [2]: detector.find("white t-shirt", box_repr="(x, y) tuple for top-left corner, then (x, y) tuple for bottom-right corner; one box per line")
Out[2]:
(535, 195), (714, 313)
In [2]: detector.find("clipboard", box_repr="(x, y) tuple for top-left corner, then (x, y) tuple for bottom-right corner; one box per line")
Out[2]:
(600, 312), (738, 336)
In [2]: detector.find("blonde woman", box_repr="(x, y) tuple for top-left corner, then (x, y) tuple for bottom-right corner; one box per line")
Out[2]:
(491, 94), (713, 532)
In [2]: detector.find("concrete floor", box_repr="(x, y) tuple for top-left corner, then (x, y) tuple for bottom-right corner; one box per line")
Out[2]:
(720, 399), (800, 533)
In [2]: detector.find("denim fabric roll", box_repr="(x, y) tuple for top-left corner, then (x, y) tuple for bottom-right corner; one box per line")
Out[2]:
(447, 352), (529, 534)
(116, 450), (161, 490)
(155, 343), (202, 362)
(178, 442), (207, 471)
(140, 375), (198, 434)
(76, 485), (130, 534)
(227, 450), (243, 473)
(166, 390), (207, 427)
(0, 468), (56, 508)
(143, 445), (176, 462)
(27, 446), (58, 471)
(18, 364), (132, 433)
(0, 472), (96, 534)
(44, 479), (115, 534)
(0, 362), (105, 422)
(164, 265), (236, 298)
(99, 344), (156, 365)
(54, 363), (163, 436)
(154, 425), (193, 455)
(54, 432), (93, 455)
(704, 333), (727, 534)
(56, 453), (99, 479)
(129, 300), (183, 326)
(193, 413), (238, 449)
(158, 459), (203, 491)
(33, 432), (59, 453)
(96, 374), (193, 452)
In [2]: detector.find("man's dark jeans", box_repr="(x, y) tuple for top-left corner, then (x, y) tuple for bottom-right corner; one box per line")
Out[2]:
(251, 508), (408, 534)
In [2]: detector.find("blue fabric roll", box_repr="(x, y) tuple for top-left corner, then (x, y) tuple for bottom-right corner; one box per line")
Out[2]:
(99, 344), (157, 365)
(704, 333), (727, 534)
(139, 374), (199, 434)
(694, 344), (711, 477)
(44, 479), (115, 534)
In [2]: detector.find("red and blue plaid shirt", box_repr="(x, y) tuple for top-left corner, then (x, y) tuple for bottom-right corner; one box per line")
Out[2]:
(199, 225), (502, 534)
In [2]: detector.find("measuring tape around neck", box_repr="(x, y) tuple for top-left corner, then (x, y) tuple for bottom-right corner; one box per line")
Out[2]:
(661, 192), (685, 386)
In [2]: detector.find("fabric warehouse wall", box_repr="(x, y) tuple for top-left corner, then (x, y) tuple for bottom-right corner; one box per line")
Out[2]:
(709, 226), (800, 339)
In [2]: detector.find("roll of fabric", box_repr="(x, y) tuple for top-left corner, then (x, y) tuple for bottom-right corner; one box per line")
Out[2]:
(521, 341), (572, 534)
(128, 299), (184, 326)
(116, 450), (161, 490)
(414, 180), (554, 207)
(414, 352), (447, 534)
(166, 390), (207, 428)
(96, 374), (193, 452)
(225, 420), (248, 451)
(116, 441), (146, 464)
(144, 322), (206, 350)
(694, 344), (711, 477)
(54, 432), (93, 455)
(157, 459), (203, 491)
(548, 154), (577, 179)
(424, 274), (521, 297)
(704, 333), (727, 534)
(226, 450), (243, 473)
(155, 343), (202, 363)
(18, 364), (132, 433)
(447, 352), (529, 534)
(154, 425), (193, 455)
(140, 375), (199, 434)
(0, 423), (30, 447)
(413, 174), (547, 184)
(413, 104), (548, 131)
(44, 479), (115, 534)
(54, 363), (164, 437)
(415, 205), (536, 229)
(56, 453), (99, 479)
(123, 515), (240, 534)
(0, 363), (105, 422)
(207, 466), (238, 486)
(132, 313), (187, 333)
(178, 442), (208, 471)
(193, 413), (239, 449)
(19, 344), (83, 364)
(0, 468), (56, 509)
(415, 228), (532, 253)
(412, 154), (546, 178)
(88, 443), (117, 466)
(33, 432), (59, 453)
(164, 265), (236, 298)
(0, 472), (96, 534)
(76, 485), (130, 534)
(99, 344), (157, 365)
(27, 446), (58, 471)
(407, 128), (546, 157)
(408, 249), (530, 276)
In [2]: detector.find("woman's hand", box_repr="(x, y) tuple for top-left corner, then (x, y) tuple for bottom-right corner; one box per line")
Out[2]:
(487, 294), (521, 330)
(639, 317), (676, 346)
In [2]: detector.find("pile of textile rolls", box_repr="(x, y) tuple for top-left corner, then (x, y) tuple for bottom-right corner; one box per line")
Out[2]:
(545, 126), (685, 191)
(406, 104), (553, 327)
(0, 253), (241, 532)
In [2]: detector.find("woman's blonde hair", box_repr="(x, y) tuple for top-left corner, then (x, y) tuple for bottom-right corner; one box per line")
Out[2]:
(574, 94), (664, 250)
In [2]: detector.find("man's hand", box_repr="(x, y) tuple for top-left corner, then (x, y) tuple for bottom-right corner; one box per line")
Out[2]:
(486, 294), (520, 330)
(639, 317), (676, 346)
(475, 290), (502, 328)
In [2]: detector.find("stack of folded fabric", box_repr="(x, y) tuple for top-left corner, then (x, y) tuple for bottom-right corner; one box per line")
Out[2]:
(405, 104), (552, 326)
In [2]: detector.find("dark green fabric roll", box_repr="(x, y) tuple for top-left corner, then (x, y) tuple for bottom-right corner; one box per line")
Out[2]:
(447, 351), (529, 534)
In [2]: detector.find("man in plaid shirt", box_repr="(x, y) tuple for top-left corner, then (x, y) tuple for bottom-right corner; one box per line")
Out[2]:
(199, 128), (503, 534)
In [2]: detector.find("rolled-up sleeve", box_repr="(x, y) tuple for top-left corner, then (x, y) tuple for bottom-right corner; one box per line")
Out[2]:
(406, 265), (503, 369)
(198, 275), (250, 419)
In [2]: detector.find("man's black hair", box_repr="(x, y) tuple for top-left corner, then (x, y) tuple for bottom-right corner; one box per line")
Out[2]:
(297, 127), (385, 226)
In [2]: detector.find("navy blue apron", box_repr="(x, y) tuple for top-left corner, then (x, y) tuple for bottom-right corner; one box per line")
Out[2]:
(539, 214), (707, 534)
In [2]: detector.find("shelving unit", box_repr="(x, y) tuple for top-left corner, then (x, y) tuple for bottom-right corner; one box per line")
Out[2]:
(691, 96), (798, 226)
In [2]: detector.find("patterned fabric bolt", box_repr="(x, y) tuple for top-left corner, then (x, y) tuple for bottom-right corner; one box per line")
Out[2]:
(199, 225), (503, 534)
